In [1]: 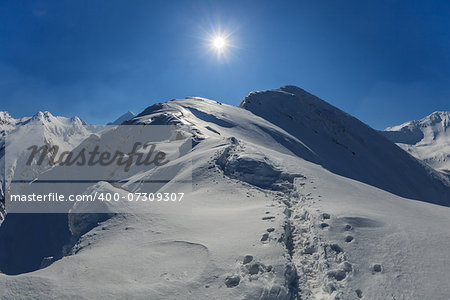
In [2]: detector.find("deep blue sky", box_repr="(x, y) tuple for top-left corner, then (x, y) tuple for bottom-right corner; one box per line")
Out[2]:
(1, 0), (449, 129)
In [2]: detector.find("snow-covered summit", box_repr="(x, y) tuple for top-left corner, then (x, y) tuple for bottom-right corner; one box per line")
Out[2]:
(107, 110), (135, 125)
(241, 86), (449, 205)
(0, 111), (86, 131)
(384, 111), (449, 142)
(0, 112), (14, 125)
(382, 111), (450, 175)
(121, 86), (450, 205)
(0, 111), (93, 214)
(0, 112), (26, 133)
(386, 110), (449, 130)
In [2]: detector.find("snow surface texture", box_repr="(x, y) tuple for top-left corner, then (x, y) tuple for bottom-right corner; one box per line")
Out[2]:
(382, 111), (450, 176)
(0, 86), (449, 299)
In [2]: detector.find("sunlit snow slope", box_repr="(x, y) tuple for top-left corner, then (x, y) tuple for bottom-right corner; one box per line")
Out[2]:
(241, 86), (449, 206)
(0, 87), (449, 299)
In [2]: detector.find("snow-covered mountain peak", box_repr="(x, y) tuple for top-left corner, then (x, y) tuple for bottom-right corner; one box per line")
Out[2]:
(242, 85), (349, 116)
(240, 86), (449, 205)
(0, 112), (23, 133)
(107, 110), (136, 125)
(386, 110), (449, 132)
(29, 111), (59, 123)
(32, 110), (53, 119)
(418, 110), (449, 132)
(382, 110), (450, 175)
(278, 85), (326, 104)
(70, 116), (86, 125)
(126, 102), (187, 126)
(116, 87), (450, 206)
(424, 110), (449, 124)
(0, 112), (15, 128)
(15, 111), (86, 130)
(0, 111), (13, 121)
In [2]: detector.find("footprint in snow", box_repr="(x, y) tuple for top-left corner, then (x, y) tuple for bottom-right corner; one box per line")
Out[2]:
(320, 222), (329, 229)
(327, 262), (352, 282)
(261, 233), (269, 242)
(322, 213), (331, 220)
(301, 246), (317, 255)
(225, 275), (240, 288)
(330, 244), (343, 254)
(372, 264), (382, 273)
(327, 269), (347, 281)
(245, 262), (272, 275)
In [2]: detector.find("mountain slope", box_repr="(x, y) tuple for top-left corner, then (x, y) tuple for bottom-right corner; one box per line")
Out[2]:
(0, 88), (449, 299)
(382, 111), (450, 175)
(240, 86), (449, 206)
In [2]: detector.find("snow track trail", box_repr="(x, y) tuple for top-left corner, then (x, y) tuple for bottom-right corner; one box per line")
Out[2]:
(213, 138), (301, 299)
(288, 178), (358, 300)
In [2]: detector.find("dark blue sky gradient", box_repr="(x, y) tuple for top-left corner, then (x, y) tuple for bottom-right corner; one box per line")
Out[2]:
(1, 0), (449, 128)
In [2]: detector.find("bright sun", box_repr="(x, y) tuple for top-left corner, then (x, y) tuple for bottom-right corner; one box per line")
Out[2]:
(205, 29), (233, 58)
(212, 36), (226, 50)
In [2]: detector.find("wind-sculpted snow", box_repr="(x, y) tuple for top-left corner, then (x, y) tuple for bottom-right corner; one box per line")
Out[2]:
(68, 182), (126, 236)
(216, 137), (299, 192)
(241, 86), (450, 206)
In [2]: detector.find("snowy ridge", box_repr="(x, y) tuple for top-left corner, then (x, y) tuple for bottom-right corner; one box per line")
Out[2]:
(241, 86), (449, 206)
(382, 111), (450, 175)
